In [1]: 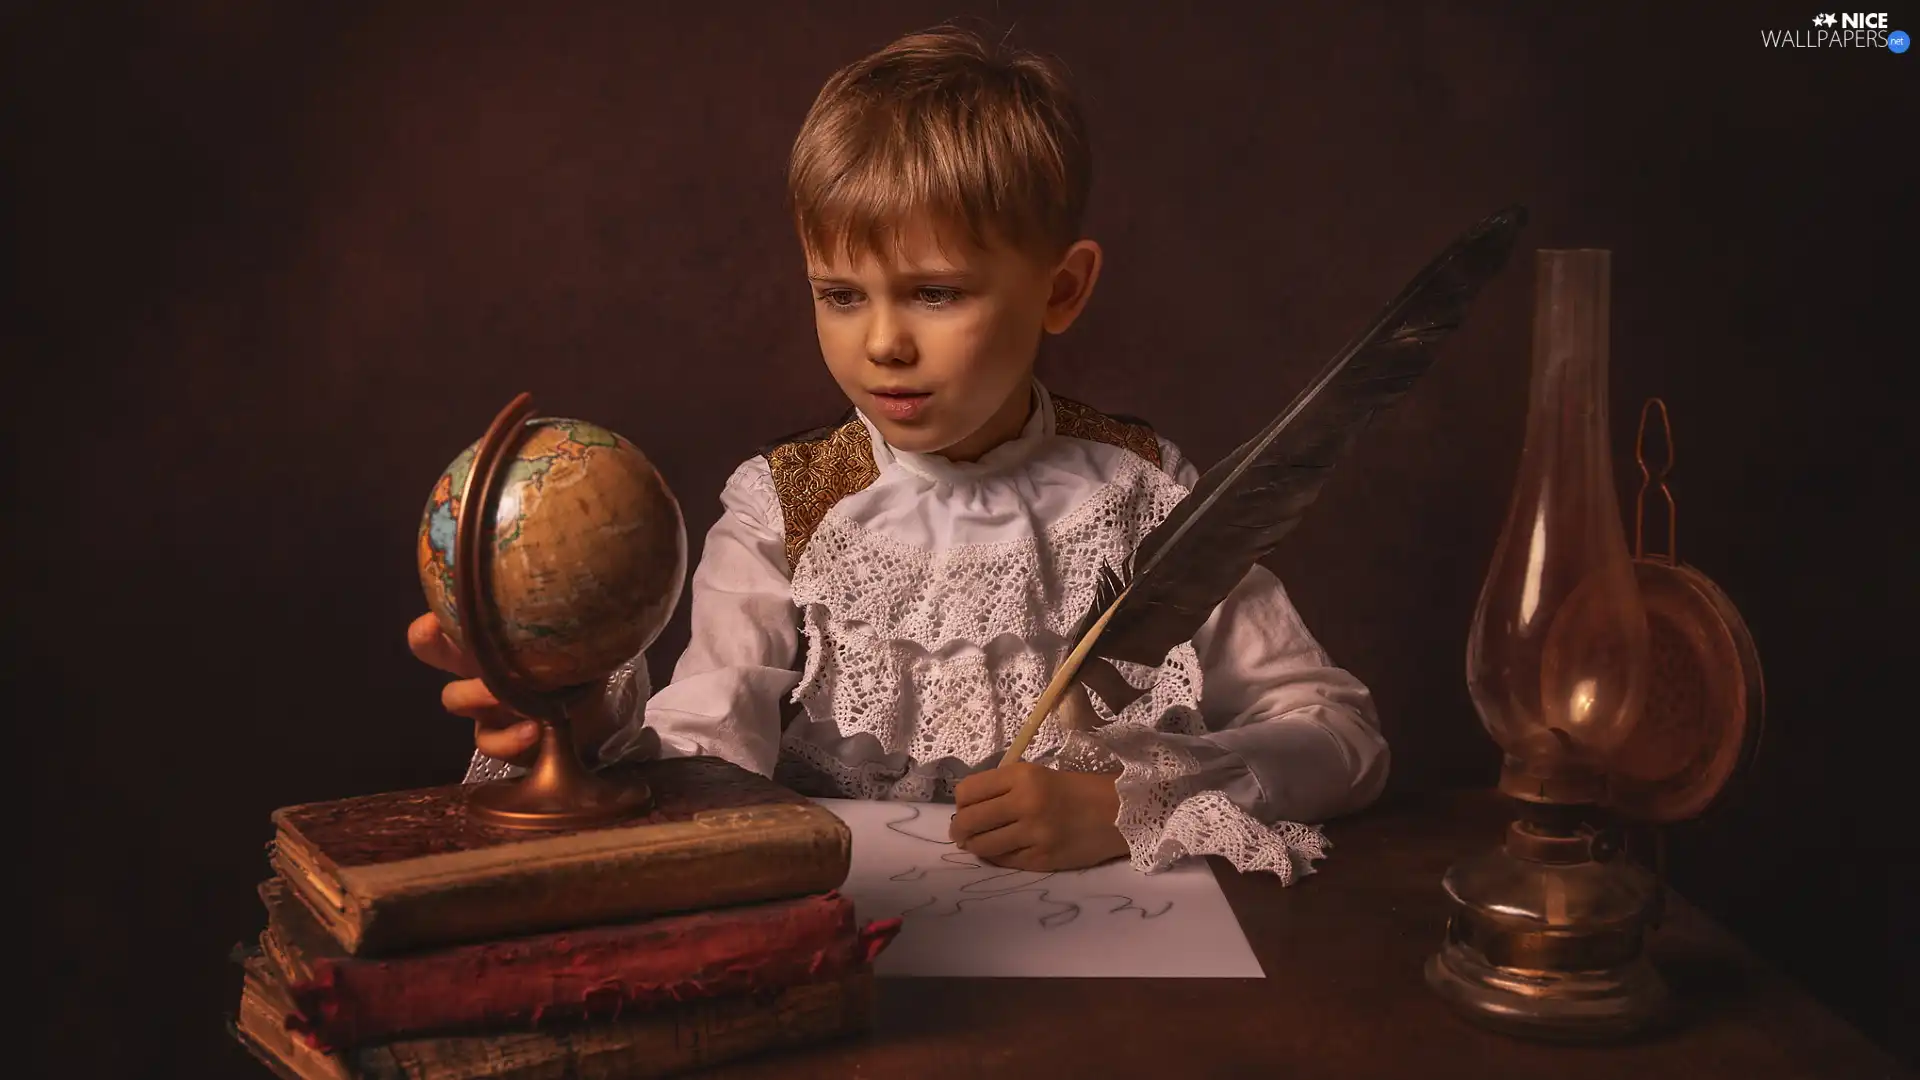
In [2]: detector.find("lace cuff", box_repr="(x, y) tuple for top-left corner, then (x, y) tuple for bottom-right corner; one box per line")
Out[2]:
(593, 654), (657, 764)
(1059, 724), (1329, 884)
(463, 749), (524, 784)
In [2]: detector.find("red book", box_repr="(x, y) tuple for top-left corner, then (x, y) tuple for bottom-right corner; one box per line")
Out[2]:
(256, 879), (900, 1051)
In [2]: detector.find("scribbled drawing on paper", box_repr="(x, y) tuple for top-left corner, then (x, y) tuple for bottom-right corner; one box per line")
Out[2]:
(813, 797), (1265, 978)
(870, 805), (1169, 931)
(882, 803), (954, 845)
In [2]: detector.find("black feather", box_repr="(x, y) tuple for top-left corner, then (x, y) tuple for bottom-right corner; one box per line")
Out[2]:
(1083, 205), (1528, 666)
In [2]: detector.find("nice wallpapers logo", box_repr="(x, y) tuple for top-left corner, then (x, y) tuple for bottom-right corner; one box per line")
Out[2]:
(1761, 12), (1910, 49)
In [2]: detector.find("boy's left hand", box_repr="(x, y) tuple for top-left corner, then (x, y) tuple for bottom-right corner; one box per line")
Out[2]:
(950, 762), (1130, 871)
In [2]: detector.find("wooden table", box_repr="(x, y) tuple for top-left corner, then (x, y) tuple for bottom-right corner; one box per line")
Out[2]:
(711, 789), (1910, 1079)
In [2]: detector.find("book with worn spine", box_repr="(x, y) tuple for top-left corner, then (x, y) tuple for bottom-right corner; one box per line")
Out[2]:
(231, 950), (875, 1080)
(268, 757), (852, 956)
(254, 877), (899, 1050)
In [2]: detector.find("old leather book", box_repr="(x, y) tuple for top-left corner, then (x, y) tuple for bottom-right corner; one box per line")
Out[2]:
(269, 757), (852, 956)
(231, 952), (874, 1080)
(256, 878), (900, 1049)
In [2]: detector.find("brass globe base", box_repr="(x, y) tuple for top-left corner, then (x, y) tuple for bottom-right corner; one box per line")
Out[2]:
(1425, 921), (1670, 1043)
(466, 723), (653, 831)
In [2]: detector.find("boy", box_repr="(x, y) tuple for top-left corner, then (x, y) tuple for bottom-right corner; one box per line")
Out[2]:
(410, 25), (1388, 879)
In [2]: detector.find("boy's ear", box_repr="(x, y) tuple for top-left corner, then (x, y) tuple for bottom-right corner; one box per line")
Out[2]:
(1042, 239), (1103, 334)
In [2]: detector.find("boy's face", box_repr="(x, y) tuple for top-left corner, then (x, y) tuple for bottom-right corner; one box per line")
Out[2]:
(806, 219), (1101, 461)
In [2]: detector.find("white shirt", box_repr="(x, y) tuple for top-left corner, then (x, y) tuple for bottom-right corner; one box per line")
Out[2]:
(470, 380), (1388, 881)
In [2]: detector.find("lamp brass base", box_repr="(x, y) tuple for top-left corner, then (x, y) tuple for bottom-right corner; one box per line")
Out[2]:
(465, 720), (654, 831)
(1426, 802), (1670, 1042)
(1425, 920), (1669, 1042)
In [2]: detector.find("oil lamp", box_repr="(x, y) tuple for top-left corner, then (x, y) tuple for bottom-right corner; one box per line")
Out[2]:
(1425, 249), (1764, 1040)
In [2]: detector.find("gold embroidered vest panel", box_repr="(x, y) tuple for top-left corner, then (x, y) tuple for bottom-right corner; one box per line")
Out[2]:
(759, 395), (1162, 571)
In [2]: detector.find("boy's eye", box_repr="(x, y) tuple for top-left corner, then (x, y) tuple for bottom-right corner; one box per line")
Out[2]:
(915, 286), (961, 308)
(815, 288), (861, 309)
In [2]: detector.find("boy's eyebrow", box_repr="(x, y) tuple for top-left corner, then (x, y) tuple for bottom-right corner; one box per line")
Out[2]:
(806, 267), (979, 285)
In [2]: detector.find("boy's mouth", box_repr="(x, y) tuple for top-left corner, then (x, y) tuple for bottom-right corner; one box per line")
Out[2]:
(870, 389), (932, 422)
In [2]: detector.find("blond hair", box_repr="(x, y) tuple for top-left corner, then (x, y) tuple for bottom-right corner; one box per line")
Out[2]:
(787, 25), (1092, 264)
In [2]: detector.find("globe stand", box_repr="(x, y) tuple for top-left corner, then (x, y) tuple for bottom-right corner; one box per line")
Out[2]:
(454, 392), (653, 831)
(463, 703), (653, 830)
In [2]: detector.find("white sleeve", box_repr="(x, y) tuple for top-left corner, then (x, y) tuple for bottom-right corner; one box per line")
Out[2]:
(1148, 432), (1388, 819)
(1058, 434), (1388, 880)
(598, 456), (801, 777)
(1186, 563), (1390, 821)
(1153, 434), (1201, 491)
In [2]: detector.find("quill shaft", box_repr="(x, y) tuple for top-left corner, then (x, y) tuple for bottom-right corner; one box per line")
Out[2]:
(999, 584), (1132, 767)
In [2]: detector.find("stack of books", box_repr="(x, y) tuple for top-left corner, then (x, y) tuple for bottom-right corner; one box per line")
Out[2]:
(229, 757), (897, 1080)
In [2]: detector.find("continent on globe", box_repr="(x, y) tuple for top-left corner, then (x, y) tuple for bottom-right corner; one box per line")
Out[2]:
(416, 417), (686, 694)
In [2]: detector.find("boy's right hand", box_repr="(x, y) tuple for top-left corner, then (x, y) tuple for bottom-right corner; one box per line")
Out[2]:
(408, 612), (544, 764)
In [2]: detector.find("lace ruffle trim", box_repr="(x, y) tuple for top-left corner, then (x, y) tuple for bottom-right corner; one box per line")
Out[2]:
(790, 450), (1187, 652)
(786, 451), (1190, 765)
(1061, 726), (1328, 885)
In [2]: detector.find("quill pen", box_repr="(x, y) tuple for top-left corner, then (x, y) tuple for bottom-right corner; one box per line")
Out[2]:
(1000, 205), (1529, 767)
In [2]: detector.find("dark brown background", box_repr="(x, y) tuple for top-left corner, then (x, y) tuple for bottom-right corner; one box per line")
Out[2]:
(7, 1), (1911, 1076)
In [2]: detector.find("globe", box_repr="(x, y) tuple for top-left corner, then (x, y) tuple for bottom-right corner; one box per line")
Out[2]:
(416, 415), (687, 696)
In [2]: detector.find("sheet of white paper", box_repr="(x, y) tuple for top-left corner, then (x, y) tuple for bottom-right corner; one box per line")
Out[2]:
(813, 798), (1265, 978)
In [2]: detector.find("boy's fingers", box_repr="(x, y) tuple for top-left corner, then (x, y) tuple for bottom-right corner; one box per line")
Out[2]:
(954, 768), (1015, 808)
(476, 719), (542, 761)
(445, 679), (538, 759)
(408, 613), (477, 677)
(406, 612), (445, 659)
(981, 848), (1043, 872)
(417, 614), (535, 764)
(958, 822), (1028, 859)
(442, 679), (514, 724)
(950, 796), (1022, 843)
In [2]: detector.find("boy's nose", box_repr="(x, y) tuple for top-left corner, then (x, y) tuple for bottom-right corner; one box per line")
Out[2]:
(864, 315), (916, 365)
